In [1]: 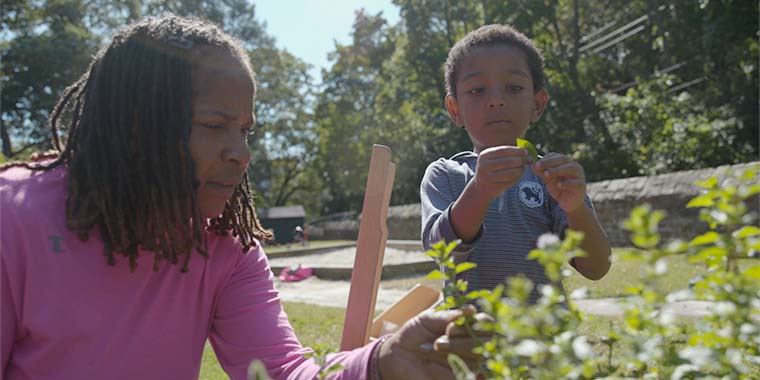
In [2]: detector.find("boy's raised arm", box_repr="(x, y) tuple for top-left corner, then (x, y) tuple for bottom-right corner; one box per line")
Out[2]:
(532, 153), (611, 280)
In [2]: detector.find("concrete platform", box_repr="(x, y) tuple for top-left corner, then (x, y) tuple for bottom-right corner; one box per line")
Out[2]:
(275, 278), (722, 319)
(267, 246), (436, 280)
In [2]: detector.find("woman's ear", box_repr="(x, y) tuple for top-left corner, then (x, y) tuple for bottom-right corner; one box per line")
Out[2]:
(444, 94), (464, 128)
(531, 88), (549, 122)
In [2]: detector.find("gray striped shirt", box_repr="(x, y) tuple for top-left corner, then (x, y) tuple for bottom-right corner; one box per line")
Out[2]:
(420, 151), (593, 303)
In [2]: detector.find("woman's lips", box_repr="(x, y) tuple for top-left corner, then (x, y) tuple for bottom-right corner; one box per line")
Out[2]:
(206, 181), (237, 197)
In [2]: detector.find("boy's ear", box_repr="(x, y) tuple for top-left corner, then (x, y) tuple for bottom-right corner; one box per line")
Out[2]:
(444, 93), (464, 128)
(531, 88), (549, 122)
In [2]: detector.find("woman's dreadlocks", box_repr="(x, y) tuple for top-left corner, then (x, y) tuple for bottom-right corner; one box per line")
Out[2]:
(5, 16), (271, 272)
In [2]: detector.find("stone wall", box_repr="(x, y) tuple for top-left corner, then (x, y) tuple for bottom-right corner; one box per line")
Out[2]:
(308, 162), (759, 246)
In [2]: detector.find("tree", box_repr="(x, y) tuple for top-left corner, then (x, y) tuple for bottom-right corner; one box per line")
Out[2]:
(313, 10), (397, 213)
(2, 0), (320, 214)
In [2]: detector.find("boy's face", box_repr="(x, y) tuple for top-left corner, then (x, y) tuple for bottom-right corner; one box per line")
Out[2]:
(445, 45), (548, 153)
(189, 47), (255, 218)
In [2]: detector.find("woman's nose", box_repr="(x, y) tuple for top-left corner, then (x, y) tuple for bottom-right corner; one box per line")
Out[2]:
(222, 137), (252, 167)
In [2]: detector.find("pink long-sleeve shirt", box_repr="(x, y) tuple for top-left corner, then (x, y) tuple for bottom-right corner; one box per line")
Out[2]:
(0, 165), (377, 380)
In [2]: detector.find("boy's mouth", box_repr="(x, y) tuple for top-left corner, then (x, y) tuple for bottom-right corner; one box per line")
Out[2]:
(486, 119), (511, 126)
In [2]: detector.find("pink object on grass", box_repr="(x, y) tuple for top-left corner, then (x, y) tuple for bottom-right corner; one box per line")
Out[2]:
(278, 264), (314, 282)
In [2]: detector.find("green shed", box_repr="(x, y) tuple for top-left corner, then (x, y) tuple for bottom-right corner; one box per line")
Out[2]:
(258, 205), (306, 245)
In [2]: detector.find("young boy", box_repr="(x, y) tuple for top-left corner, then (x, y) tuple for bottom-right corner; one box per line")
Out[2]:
(421, 24), (611, 303)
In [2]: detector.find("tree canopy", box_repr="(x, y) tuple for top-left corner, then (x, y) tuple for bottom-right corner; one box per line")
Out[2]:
(2, 0), (757, 217)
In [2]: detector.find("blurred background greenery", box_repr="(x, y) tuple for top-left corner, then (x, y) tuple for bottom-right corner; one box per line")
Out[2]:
(2, 0), (757, 217)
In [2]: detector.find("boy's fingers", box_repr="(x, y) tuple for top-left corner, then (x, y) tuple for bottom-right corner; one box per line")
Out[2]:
(489, 167), (524, 181)
(558, 179), (585, 190)
(481, 156), (531, 169)
(534, 153), (570, 169)
(544, 163), (584, 180)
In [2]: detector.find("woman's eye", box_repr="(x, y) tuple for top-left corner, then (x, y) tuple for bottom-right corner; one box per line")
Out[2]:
(202, 124), (225, 130)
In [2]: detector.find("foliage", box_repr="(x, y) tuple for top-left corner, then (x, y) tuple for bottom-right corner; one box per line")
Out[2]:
(4, 0), (757, 217)
(2, 0), (319, 213)
(425, 165), (760, 379)
(598, 74), (756, 176)
(309, 0), (758, 213)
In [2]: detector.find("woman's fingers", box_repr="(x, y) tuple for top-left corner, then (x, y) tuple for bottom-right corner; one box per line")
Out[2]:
(434, 335), (490, 359)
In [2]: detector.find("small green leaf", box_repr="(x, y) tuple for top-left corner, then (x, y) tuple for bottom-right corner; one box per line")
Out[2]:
(425, 270), (447, 280)
(247, 360), (272, 380)
(690, 231), (721, 246)
(454, 262), (477, 274)
(448, 354), (476, 380)
(686, 193), (714, 208)
(733, 226), (760, 238)
(517, 138), (538, 162)
(743, 265), (760, 279)
(695, 176), (718, 189)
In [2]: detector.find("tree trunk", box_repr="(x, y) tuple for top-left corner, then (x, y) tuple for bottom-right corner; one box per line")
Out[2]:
(1, 118), (12, 157)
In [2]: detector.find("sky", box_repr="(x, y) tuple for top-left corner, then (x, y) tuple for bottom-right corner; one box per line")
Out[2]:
(254, 0), (400, 81)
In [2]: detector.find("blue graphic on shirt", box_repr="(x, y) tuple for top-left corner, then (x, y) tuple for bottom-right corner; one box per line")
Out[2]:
(518, 181), (544, 208)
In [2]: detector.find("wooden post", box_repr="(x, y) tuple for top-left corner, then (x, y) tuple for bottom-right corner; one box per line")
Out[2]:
(340, 145), (395, 351)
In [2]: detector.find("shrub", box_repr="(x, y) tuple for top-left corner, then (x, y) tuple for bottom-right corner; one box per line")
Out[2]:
(426, 164), (759, 380)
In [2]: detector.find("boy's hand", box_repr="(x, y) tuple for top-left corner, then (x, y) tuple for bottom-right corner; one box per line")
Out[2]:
(473, 146), (531, 200)
(532, 153), (586, 213)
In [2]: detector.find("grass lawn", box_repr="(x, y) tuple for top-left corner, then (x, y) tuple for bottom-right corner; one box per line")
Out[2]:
(199, 302), (346, 380)
(382, 248), (757, 299)
(198, 302), (706, 379)
(197, 249), (757, 379)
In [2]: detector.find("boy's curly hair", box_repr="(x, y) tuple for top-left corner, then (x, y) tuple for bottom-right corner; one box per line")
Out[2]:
(444, 24), (546, 98)
(5, 16), (271, 272)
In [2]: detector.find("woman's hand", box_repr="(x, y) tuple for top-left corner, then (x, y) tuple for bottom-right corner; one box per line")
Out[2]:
(376, 306), (492, 380)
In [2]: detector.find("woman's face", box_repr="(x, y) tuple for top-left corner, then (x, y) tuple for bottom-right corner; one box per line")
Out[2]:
(188, 47), (255, 218)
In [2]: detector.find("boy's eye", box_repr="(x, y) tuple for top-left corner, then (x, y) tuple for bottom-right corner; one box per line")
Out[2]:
(466, 87), (484, 95)
(508, 85), (525, 93)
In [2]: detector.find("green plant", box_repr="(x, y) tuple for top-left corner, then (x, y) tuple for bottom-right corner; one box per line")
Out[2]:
(425, 164), (760, 379)
(304, 345), (344, 380)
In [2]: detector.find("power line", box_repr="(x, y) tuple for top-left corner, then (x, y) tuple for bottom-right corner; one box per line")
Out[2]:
(579, 14), (648, 53)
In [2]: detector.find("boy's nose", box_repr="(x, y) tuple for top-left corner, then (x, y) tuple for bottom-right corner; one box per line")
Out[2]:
(488, 92), (506, 108)
(488, 99), (505, 108)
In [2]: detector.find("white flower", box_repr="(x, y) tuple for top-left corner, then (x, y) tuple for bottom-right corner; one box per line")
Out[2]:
(637, 337), (662, 362)
(659, 310), (676, 326)
(570, 287), (588, 300)
(714, 301), (736, 316)
(514, 339), (547, 357)
(740, 323), (758, 335)
(536, 233), (560, 249)
(556, 331), (574, 345)
(654, 259), (668, 275)
(666, 289), (694, 303)
(572, 336), (593, 359)
(541, 285), (556, 298)
(673, 364), (700, 380)
(679, 347), (712, 366)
